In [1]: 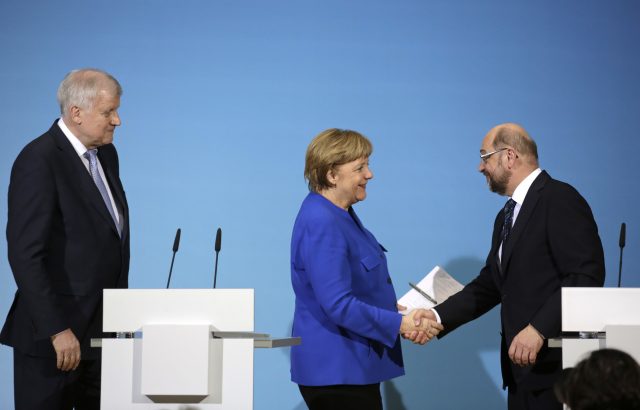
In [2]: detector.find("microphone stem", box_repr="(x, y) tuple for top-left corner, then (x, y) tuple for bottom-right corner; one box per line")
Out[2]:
(213, 251), (220, 288)
(618, 247), (623, 288)
(167, 251), (177, 288)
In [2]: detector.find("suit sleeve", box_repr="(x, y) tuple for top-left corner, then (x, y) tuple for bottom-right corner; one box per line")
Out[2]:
(435, 255), (502, 338)
(6, 149), (68, 339)
(434, 211), (503, 337)
(529, 186), (605, 338)
(299, 219), (402, 348)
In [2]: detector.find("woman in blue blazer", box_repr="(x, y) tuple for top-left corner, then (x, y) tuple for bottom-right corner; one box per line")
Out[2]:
(290, 128), (442, 409)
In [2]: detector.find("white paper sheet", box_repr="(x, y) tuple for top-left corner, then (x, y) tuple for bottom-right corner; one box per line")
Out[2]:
(398, 265), (464, 314)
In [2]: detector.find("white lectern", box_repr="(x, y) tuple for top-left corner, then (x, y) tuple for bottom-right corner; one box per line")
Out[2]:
(96, 289), (299, 409)
(555, 287), (640, 368)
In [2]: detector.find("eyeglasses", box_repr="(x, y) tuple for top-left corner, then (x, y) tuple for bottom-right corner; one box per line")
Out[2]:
(480, 147), (508, 163)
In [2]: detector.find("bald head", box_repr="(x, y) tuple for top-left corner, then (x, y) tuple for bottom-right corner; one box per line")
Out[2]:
(479, 123), (540, 197)
(57, 68), (122, 117)
(487, 123), (539, 167)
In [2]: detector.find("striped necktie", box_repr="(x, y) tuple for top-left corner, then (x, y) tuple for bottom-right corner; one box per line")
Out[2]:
(84, 149), (121, 236)
(501, 199), (517, 244)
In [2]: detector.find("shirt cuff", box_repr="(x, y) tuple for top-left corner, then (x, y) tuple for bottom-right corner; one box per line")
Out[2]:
(431, 308), (442, 324)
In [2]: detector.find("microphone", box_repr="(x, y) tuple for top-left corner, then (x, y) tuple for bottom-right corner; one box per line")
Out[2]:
(618, 223), (626, 287)
(213, 228), (222, 288)
(166, 228), (181, 288)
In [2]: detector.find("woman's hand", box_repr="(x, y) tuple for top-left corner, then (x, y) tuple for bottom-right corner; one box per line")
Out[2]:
(400, 309), (443, 345)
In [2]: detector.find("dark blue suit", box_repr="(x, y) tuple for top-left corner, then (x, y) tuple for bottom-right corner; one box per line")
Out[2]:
(1, 121), (129, 409)
(290, 193), (403, 386)
(435, 171), (604, 404)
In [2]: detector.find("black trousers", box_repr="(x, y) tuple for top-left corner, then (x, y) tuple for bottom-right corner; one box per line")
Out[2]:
(507, 385), (562, 410)
(299, 383), (382, 410)
(13, 349), (101, 410)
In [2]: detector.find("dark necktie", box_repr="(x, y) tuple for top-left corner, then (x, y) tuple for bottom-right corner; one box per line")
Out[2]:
(84, 149), (121, 236)
(501, 199), (517, 244)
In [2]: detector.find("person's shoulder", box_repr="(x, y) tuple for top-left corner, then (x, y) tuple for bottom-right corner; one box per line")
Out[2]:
(540, 173), (591, 207)
(295, 194), (342, 231)
(544, 175), (581, 196)
(14, 125), (59, 163)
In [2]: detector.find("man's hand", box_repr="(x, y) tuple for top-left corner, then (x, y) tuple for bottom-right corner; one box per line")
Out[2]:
(508, 324), (544, 367)
(51, 328), (81, 371)
(400, 309), (443, 345)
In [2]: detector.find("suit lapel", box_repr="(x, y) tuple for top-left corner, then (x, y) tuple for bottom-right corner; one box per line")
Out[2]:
(49, 123), (121, 237)
(348, 207), (380, 252)
(500, 171), (550, 274)
(490, 212), (505, 282)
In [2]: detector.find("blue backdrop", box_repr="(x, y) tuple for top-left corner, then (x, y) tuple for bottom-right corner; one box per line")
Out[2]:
(1, 1), (639, 408)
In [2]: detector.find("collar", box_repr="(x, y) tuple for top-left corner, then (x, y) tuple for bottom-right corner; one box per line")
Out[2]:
(510, 168), (542, 205)
(57, 118), (89, 157)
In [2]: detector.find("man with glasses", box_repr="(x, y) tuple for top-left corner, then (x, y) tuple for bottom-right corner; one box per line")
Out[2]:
(409, 123), (605, 409)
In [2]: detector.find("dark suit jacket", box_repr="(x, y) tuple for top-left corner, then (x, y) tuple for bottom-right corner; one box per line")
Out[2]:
(0, 120), (130, 359)
(436, 171), (604, 391)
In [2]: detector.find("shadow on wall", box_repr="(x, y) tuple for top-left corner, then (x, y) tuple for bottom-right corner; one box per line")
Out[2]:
(384, 256), (507, 410)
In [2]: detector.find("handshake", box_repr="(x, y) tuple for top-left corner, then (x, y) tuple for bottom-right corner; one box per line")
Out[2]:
(398, 307), (444, 345)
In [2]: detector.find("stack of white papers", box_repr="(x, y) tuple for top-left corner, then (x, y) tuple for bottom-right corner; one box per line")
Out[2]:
(398, 265), (464, 314)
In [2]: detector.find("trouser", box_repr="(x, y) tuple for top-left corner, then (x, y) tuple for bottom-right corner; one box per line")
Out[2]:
(507, 385), (562, 410)
(299, 383), (383, 410)
(13, 349), (101, 410)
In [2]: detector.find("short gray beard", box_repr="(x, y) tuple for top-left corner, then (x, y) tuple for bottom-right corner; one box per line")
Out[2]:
(488, 163), (511, 196)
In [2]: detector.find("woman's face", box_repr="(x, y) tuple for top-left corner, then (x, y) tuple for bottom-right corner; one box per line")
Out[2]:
(326, 157), (373, 209)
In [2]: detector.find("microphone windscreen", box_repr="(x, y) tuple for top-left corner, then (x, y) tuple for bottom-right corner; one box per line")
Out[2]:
(619, 223), (626, 248)
(215, 228), (222, 252)
(173, 228), (181, 252)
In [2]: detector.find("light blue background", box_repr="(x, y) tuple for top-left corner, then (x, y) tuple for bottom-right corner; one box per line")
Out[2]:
(1, 1), (639, 408)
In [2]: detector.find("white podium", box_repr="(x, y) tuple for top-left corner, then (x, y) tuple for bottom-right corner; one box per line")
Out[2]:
(554, 287), (640, 368)
(96, 289), (299, 409)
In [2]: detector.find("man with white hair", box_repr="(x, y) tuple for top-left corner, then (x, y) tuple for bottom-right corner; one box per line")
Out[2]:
(1, 68), (130, 409)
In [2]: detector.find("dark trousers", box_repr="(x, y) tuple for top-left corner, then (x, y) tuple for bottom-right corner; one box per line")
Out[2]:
(299, 383), (382, 410)
(507, 385), (562, 410)
(13, 349), (101, 410)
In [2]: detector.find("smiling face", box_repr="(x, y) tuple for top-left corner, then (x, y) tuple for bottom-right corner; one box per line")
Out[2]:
(323, 157), (373, 209)
(479, 132), (511, 196)
(68, 89), (121, 149)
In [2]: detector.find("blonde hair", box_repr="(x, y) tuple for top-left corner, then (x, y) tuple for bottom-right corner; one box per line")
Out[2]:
(304, 128), (373, 192)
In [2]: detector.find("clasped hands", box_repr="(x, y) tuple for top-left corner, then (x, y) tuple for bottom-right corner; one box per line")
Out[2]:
(398, 307), (443, 345)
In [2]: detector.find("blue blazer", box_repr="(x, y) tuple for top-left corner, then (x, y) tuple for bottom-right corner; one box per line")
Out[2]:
(290, 193), (404, 386)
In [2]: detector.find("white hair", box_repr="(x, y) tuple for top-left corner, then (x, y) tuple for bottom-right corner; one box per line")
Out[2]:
(56, 68), (122, 116)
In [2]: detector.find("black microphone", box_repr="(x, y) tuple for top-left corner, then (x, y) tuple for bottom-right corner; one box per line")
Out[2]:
(213, 228), (222, 288)
(618, 223), (626, 287)
(166, 228), (181, 288)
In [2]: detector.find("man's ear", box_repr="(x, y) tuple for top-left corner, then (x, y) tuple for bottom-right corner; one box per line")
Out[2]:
(507, 148), (519, 168)
(69, 105), (82, 125)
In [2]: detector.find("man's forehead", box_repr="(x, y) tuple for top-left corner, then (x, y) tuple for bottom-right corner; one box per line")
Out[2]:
(94, 91), (120, 106)
(480, 133), (495, 152)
